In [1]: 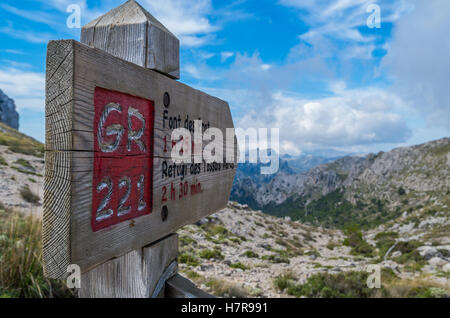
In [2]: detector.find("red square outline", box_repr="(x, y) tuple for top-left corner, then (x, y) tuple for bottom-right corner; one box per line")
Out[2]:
(92, 87), (154, 232)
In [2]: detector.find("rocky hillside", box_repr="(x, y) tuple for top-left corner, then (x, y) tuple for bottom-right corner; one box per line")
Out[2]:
(0, 126), (448, 298)
(0, 89), (19, 130)
(179, 202), (449, 298)
(0, 122), (44, 214)
(233, 138), (450, 229)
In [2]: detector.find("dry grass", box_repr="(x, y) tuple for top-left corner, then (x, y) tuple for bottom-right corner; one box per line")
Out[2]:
(204, 278), (248, 298)
(385, 276), (450, 298)
(0, 122), (44, 158)
(181, 269), (248, 298)
(274, 269), (449, 298)
(0, 209), (74, 298)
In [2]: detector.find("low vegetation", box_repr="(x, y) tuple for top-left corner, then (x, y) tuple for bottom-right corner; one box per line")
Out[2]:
(391, 241), (426, 272)
(274, 269), (449, 298)
(199, 248), (224, 260)
(204, 278), (248, 298)
(0, 209), (74, 298)
(180, 269), (248, 298)
(229, 262), (249, 271)
(0, 122), (44, 158)
(343, 225), (374, 257)
(264, 189), (401, 230)
(179, 253), (200, 267)
(374, 232), (399, 257)
(14, 159), (34, 170)
(243, 250), (259, 258)
(0, 155), (7, 166)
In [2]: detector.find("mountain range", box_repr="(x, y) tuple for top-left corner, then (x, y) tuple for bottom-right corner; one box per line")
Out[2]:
(232, 138), (450, 229)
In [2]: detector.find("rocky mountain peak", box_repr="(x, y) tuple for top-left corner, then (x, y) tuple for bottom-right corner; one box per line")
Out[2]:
(0, 89), (19, 130)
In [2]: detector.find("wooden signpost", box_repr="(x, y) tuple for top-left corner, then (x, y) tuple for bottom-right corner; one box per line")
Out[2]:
(43, 0), (237, 298)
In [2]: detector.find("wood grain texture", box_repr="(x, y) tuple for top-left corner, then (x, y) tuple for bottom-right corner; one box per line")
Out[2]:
(166, 275), (215, 298)
(43, 40), (237, 278)
(43, 40), (74, 279)
(81, 0), (180, 79)
(80, 234), (178, 298)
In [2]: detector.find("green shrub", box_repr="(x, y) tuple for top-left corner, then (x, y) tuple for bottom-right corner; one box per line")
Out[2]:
(343, 225), (374, 257)
(201, 224), (230, 237)
(407, 287), (450, 298)
(274, 272), (297, 291)
(375, 232), (399, 241)
(0, 155), (7, 166)
(200, 249), (224, 260)
(184, 270), (201, 280)
(391, 240), (426, 271)
(15, 159), (33, 170)
(262, 254), (290, 264)
(326, 241), (339, 250)
(179, 235), (197, 247)
(375, 232), (399, 256)
(179, 253), (200, 267)
(229, 262), (249, 271)
(394, 240), (423, 254)
(263, 189), (399, 230)
(243, 250), (259, 258)
(279, 271), (388, 298)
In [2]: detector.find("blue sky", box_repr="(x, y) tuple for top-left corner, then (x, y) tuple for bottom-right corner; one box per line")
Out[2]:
(0, 0), (449, 155)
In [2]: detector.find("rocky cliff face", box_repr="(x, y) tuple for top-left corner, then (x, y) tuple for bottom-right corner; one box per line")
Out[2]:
(0, 89), (19, 130)
(232, 138), (450, 228)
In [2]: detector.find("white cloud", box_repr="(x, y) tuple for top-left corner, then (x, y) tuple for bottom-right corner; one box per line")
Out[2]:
(1, 4), (56, 25)
(0, 22), (53, 44)
(184, 62), (220, 81)
(220, 52), (234, 63)
(235, 85), (411, 154)
(0, 68), (45, 111)
(0, 49), (24, 54)
(141, 0), (218, 47)
(29, 0), (220, 46)
(279, 0), (411, 62)
(40, 0), (87, 12)
(383, 0), (450, 130)
(184, 64), (201, 79)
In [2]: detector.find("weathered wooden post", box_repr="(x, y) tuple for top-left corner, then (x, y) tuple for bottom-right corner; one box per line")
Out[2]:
(43, 0), (236, 298)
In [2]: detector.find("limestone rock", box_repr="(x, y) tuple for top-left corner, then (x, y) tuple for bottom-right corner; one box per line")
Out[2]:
(0, 89), (19, 130)
(443, 263), (450, 272)
(417, 246), (442, 260)
(428, 257), (447, 267)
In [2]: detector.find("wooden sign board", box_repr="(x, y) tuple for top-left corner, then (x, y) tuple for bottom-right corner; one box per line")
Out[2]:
(43, 40), (237, 279)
